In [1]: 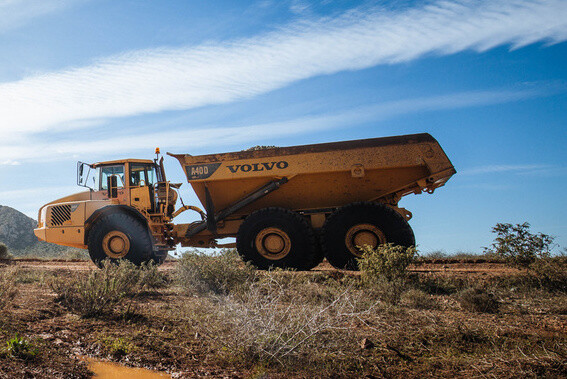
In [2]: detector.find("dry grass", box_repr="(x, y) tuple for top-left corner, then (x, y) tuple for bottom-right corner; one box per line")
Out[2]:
(181, 273), (373, 365)
(401, 288), (439, 309)
(1, 253), (566, 377)
(0, 267), (17, 310)
(168, 251), (566, 376)
(456, 288), (500, 313)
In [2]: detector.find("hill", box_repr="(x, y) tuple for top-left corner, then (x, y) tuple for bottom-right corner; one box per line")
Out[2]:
(0, 205), (86, 258)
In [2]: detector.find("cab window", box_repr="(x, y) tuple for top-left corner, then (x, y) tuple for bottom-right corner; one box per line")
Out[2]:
(100, 165), (125, 190)
(129, 163), (157, 187)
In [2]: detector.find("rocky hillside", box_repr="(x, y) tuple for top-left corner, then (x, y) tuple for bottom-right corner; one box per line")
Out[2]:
(0, 205), (37, 250)
(0, 205), (85, 258)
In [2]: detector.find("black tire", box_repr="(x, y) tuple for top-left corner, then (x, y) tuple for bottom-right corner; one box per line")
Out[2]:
(87, 212), (153, 267)
(322, 202), (415, 270)
(153, 249), (169, 265)
(236, 207), (320, 270)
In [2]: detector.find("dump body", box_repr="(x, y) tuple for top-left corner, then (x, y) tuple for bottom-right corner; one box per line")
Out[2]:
(170, 133), (455, 217)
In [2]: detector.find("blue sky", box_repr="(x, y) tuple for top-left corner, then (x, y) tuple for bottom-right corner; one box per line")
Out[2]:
(0, 0), (566, 254)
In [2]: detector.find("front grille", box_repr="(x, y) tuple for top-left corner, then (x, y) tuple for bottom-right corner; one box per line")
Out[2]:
(50, 205), (71, 226)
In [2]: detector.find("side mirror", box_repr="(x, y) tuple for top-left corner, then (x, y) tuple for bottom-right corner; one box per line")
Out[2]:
(107, 175), (118, 198)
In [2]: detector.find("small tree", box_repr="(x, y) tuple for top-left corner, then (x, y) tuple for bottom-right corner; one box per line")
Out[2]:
(484, 222), (554, 269)
(0, 243), (12, 260)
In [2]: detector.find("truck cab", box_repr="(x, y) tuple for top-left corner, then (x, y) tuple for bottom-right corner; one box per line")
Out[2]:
(35, 157), (178, 266)
(78, 159), (167, 213)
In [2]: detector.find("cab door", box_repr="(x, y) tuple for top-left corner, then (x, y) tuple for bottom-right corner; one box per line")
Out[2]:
(100, 164), (128, 203)
(129, 163), (158, 213)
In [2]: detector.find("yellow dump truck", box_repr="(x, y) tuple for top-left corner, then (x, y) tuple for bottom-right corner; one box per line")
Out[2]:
(34, 133), (455, 270)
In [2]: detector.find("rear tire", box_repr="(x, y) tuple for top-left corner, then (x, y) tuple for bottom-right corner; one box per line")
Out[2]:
(87, 213), (153, 267)
(236, 207), (320, 270)
(322, 202), (415, 270)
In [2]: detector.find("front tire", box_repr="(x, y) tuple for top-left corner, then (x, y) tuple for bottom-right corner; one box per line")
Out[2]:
(87, 213), (153, 267)
(236, 207), (320, 270)
(322, 202), (415, 270)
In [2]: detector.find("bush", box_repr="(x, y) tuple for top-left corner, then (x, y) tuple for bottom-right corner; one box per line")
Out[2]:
(50, 260), (144, 317)
(484, 223), (554, 269)
(358, 243), (417, 283)
(138, 261), (169, 290)
(0, 243), (12, 260)
(176, 249), (256, 295)
(456, 288), (500, 313)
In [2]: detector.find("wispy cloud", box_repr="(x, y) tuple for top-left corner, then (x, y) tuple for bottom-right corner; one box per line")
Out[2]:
(460, 164), (553, 175)
(0, 0), (84, 33)
(0, 0), (566, 141)
(0, 87), (556, 164)
(0, 159), (20, 166)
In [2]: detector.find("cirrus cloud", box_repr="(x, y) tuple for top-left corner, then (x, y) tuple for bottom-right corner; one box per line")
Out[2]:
(0, 0), (566, 141)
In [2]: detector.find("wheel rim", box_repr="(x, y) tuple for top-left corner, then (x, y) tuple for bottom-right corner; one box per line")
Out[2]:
(102, 231), (130, 259)
(255, 227), (292, 260)
(345, 223), (386, 257)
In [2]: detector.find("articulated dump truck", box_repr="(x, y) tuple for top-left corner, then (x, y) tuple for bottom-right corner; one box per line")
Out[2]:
(34, 133), (455, 270)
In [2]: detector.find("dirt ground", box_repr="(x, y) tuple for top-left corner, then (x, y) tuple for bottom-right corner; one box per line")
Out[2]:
(1, 259), (565, 378)
(10, 258), (518, 275)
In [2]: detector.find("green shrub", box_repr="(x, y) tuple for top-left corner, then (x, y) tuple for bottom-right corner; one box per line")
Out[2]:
(484, 222), (554, 269)
(358, 243), (417, 283)
(6, 335), (38, 360)
(0, 243), (12, 260)
(50, 260), (142, 317)
(456, 288), (500, 313)
(98, 335), (134, 359)
(176, 249), (256, 295)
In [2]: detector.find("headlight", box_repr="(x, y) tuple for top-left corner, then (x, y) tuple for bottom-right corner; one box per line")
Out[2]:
(39, 206), (47, 227)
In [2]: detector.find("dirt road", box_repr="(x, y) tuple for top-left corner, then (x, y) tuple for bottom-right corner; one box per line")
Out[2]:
(4, 258), (519, 277)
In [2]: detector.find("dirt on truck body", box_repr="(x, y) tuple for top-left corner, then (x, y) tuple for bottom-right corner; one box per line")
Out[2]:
(34, 133), (456, 270)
